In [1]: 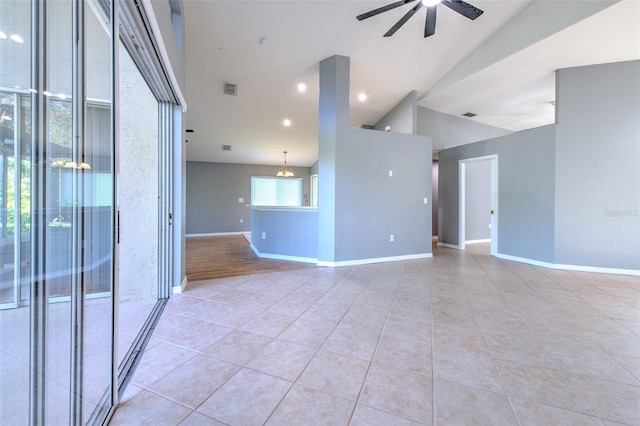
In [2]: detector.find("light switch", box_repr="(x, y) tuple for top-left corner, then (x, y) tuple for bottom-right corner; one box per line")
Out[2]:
(388, 170), (393, 177)
(240, 219), (243, 223)
(389, 234), (394, 242)
(424, 198), (428, 204)
(238, 198), (244, 203)
(261, 232), (266, 239)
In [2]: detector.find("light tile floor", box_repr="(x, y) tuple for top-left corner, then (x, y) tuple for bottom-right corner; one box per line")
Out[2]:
(110, 244), (640, 425)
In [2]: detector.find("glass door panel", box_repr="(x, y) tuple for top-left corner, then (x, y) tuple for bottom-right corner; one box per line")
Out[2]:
(45, 0), (73, 421)
(0, 0), (31, 423)
(83, 1), (114, 422)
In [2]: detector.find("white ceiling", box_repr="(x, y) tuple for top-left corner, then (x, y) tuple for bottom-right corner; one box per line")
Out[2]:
(183, 0), (640, 167)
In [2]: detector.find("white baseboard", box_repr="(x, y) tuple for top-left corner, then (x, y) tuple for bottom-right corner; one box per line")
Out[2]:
(437, 242), (461, 250)
(242, 232), (251, 242)
(318, 253), (433, 268)
(250, 243), (317, 264)
(466, 239), (491, 245)
(186, 232), (248, 237)
(172, 276), (188, 294)
(495, 253), (640, 276)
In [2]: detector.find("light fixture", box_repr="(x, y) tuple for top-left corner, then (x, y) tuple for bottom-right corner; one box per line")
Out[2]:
(297, 83), (307, 92)
(358, 93), (367, 102)
(56, 93), (67, 100)
(0, 32), (6, 39)
(43, 91), (52, 96)
(276, 151), (294, 177)
(283, 118), (291, 127)
(422, 0), (441, 6)
(63, 161), (92, 169)
(10, 34), (23, 43)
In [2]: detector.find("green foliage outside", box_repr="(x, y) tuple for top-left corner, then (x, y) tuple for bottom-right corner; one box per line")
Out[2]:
(6, 157), (31, 235)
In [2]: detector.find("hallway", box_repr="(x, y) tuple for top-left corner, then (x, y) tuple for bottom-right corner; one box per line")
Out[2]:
(110, 244), (640, 425)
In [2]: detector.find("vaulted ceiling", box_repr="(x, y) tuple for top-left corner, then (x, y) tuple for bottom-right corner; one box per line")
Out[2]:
(183, 0), (640, 167)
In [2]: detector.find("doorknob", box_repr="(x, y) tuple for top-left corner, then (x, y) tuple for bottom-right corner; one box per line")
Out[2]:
(490, 210), (495, 214)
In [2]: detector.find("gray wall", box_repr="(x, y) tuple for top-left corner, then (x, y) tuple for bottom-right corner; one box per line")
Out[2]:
(251, 209), (318, 259)
(439, 125), (556, 263)
(465, 160), (491, 241)
(374, 90), (417, 135)
(186, 161), (311, 234)
(554, 60), (640, 270)
(319, 55), (432, 264)
(335, 127), (432, 261)
(417, 106), (512, 151)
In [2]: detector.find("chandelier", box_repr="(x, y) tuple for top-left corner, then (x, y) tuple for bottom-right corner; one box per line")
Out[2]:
(276, 151), (294, 177)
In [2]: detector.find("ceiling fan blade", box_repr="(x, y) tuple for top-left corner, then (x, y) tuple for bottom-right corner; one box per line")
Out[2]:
(424, 5), (437, 37)
(441, 0), (484, 20)
(357, 0), (418, 21)
(384, 2), (423, 37)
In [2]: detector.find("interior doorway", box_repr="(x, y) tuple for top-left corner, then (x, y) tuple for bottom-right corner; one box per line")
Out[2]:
(458, 155), (498, 256)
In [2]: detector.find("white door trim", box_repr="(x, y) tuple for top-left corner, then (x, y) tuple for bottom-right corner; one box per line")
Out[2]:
(458, 155), (498, 255)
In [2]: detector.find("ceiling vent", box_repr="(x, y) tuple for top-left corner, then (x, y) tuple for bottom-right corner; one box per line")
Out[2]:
(222, 145), (232, 151)
(223, 83), (238, 96)
(462, 112), (477, 118)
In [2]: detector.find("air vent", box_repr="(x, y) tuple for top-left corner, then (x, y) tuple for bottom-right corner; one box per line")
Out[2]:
(462, 112), (477, 118)
(222, 145), (232, 151)
(186, 129), (194, 133)
(223, 83), (238, 96)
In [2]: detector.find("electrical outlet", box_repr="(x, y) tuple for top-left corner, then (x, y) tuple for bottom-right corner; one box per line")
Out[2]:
(240, 218), (243, 223)
(238, 198), (244, 203)
(388, 170), (393, 177)
(390, 234), (394, 242)
(261, 232), (266, 239)
(424, 197), (428, 204)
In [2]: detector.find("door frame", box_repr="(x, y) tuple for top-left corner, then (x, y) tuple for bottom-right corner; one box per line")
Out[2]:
(458, 155), (498, 256)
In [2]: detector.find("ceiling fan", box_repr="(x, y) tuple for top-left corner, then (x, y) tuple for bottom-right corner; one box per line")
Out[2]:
(357, 0), (484, 38)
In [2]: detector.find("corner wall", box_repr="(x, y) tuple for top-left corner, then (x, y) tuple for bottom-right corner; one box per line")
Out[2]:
(319, 55), (432, 265)
(374, 91), (417, 134)
(555, 60), (640, 270)
(438, 125), (556, 263)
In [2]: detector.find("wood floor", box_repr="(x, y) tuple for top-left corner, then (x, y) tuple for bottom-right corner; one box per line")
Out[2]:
(186, 235), (317, 282)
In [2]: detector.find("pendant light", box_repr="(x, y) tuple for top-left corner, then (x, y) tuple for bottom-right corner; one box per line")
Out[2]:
(276, 151), (294, 177)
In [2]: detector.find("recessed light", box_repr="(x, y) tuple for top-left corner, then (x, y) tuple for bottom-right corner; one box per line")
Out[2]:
(283, 119), (291, 127)
(297, 83), (307, 93)
(43, 91), (52, 97)
(10, 34), (23, 43)
(358, 93), (367, 102)
(56, 93), (66, 100)
(0, 32), (6, 39)
(28, 88), (37, 93)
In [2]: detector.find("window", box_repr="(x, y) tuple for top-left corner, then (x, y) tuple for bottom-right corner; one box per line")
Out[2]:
(310, 174), (318, 207)
(251, 176), (302, 206)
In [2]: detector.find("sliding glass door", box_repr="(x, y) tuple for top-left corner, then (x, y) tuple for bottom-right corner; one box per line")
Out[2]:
(0, 0), (177, 423)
